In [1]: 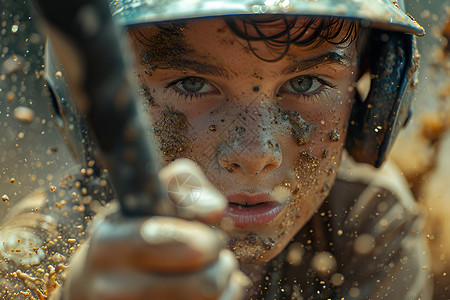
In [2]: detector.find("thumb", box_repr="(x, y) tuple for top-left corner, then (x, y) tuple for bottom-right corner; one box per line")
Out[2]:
(159, 159), (227, 224)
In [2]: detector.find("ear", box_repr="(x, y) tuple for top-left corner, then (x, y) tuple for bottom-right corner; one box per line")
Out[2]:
(345, 30), (418, 168)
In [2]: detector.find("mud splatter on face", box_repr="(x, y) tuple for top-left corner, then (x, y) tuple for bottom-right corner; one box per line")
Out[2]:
(295, 151), (320, 183)
(283, 111), (317, 145)
(228, 233), (272, 264)
(131, 22), (190, 68)
(139, 86), (157, 107)
(132, 24), (229, 78)
(153, 107), (190, 163)
(329, 129), (341, 142)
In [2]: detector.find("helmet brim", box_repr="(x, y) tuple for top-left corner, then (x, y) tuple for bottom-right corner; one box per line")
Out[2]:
(110, 0), (425, 36)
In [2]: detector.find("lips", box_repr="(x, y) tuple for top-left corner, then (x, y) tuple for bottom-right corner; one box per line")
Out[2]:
(224, 194), (284, 228)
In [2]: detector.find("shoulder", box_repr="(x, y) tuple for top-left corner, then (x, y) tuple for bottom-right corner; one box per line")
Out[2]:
(325, 154), (433, 299)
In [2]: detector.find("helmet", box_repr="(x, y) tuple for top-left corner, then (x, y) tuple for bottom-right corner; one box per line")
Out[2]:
(46, 0), (423, 170)
(108, 0), (423, 167)
(110, 0), (423, 35)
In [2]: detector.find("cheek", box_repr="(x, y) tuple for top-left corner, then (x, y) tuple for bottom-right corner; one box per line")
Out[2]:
(278, 97), (353, 233)
(145, 104), (192, 164)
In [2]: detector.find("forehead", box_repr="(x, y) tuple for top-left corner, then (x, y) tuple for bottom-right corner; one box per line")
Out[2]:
(128, 17), (358, 71)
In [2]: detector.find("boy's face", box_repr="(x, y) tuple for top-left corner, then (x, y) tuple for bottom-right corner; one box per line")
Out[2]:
(129, 18), (359, 263)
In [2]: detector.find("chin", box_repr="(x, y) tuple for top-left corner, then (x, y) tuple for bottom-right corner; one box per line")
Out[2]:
(224, 228), (289, 264)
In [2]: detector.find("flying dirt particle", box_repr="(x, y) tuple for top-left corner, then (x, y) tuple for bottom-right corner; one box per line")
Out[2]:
(353, 234), (375, 255)
(271, 186), (291, 204)
(13, 106), (35, 123)
(55, 200), (67, 209)
(10, 178), (15, 183)
(330, 273), (345, 286)
(311, 251), (337, 277)
(86, 168), (94, 177)
(2, 194), (9, 202)
(286, 242), (304, 266)
(349, 287), (360, 298)
(209, 125), (217, 132)
(50, 186), (56, 192)
(18, 130), (25, 138)
(6, 91), (15, 101)
(2, 55), (24, 74)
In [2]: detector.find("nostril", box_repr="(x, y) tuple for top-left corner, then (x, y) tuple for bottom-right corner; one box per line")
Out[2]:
(224, 163), (240, 173)
(262, 164), (278, 173)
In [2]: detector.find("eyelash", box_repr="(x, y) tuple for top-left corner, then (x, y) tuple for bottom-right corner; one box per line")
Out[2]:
(281, 75), (336, 100)
(166, 76), (216, 101)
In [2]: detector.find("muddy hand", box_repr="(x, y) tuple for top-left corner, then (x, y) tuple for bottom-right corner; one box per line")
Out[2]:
(58, 159), (249, 300)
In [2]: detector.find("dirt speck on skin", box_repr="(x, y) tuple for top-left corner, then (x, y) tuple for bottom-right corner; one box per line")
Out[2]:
(284, 111), (317, 145)
(139, 86), (157, 107)
(329, 129), (341, 142)
(153, 107), (190, 162)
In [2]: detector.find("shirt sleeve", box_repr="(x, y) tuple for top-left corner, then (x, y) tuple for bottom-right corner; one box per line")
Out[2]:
(271, 156), (433, 300)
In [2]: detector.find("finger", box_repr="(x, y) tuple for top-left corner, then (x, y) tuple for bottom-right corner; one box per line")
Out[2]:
(159, 158), (227, 223)
(75, 250), (243, 300)
(218, 270), (251, 300)
(87, 216), (225, 273)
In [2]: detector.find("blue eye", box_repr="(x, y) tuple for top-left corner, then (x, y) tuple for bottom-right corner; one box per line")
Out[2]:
(284, 75), (324, 94)
(172, 77), (215, 94)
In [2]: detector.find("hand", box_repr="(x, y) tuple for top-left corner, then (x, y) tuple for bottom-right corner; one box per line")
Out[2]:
(58, 159), (248, 300)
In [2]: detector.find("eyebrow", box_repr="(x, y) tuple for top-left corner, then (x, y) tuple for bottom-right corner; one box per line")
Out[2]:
(143, 54), (230, 79)
(283, 52), (351, 74)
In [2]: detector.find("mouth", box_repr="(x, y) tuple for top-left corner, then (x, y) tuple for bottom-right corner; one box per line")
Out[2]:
(224, 194), (285, 228)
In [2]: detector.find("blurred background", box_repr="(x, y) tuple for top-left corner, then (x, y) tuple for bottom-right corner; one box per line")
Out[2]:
(0, 0), (449, 298)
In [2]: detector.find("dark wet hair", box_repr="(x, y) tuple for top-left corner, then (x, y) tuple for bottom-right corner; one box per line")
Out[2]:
(132, 15), (360, 64)
(224, 16), (360, 62)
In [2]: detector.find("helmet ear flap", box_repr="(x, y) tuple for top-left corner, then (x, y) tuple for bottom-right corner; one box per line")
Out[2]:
(45, 40), (96, 171)
(345, 30), (418, 167)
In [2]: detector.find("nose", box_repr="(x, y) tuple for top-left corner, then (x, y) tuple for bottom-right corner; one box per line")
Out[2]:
(218, 127), (282, 176)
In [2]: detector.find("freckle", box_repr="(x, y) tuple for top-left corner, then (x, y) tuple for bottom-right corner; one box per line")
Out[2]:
(253, 86), (260, 92)
(209, 125), (217, 132)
